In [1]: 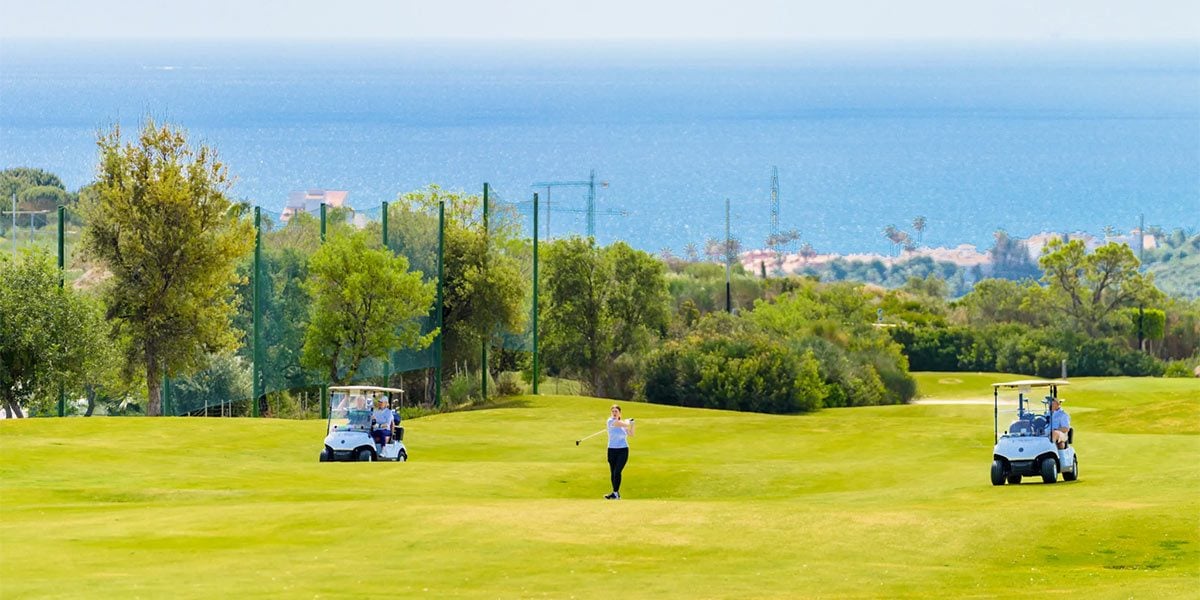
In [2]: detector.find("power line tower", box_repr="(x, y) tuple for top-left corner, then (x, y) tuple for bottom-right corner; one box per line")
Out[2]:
(770, 165), (780, 238)
(531, 170), (619, 238)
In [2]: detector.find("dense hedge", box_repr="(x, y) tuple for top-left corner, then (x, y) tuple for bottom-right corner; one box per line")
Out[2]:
(643, 281), (918, 414)
(642, 314), (828, 413)
(890, 324), (1165, 377)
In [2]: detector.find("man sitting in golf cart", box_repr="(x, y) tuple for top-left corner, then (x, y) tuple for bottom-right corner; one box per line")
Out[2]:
(370, 397), (396, 446)
(345, 394), (372, 431)
(1047, 396), (1071, 449)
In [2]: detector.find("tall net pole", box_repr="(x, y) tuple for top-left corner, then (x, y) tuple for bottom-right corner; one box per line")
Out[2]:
(532, 193), (540, 395)
(319, 202), (329, 418)
(57, 206), (65, 417)
(382, 200), (391, 388)
(481, 183), (489, 401)
(252, 206), (262, 417)
(435, 200), (445, 407)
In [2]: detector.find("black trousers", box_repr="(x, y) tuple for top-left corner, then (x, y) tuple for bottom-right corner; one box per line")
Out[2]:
(607, 447), (629, 493)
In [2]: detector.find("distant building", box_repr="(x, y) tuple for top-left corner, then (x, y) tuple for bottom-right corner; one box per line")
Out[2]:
(280, 189), (350, 224)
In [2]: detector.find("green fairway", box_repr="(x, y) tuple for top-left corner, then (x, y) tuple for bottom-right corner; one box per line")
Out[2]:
(2, 374), (1197, 599)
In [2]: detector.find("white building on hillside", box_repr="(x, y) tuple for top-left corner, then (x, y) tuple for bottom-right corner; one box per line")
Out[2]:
(280, 189), (351, 224)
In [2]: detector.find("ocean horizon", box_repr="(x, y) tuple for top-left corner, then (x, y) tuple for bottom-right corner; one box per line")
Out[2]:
(2, 39), (1197, 255)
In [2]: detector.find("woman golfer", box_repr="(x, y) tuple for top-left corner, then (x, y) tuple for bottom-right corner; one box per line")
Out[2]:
(604, 405), (634, 500)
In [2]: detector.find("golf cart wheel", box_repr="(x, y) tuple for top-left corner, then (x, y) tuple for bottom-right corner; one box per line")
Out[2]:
(1006, 474), (1022, 485)
(398, 449), (408, 462)
(1040, 457), (1057, 484)
(319, 449), (331, 462)
(356, 448), (374, 462)
(990, 460), (1006, 486)
(1063, 457), (1078, 482)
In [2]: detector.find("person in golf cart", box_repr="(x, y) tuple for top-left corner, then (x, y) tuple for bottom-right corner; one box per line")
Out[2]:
(370, 397), (396, 446)
(346, 394), (372, 430)
(1047, 395), (1071, 449)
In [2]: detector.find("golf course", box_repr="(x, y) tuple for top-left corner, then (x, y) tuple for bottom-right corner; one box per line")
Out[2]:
(1, 373), (1197, 598)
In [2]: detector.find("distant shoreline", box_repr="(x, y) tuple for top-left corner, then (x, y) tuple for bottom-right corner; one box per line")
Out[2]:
(741, 230), (1156, 274)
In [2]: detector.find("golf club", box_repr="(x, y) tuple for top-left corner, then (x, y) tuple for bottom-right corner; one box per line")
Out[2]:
(575, 418), (634, 445)
(575, 429), (605, 446)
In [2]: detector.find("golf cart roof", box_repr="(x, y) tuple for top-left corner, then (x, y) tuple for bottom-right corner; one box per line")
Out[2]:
(991, 379), (1070, 389)
(328, 386), (405, 393)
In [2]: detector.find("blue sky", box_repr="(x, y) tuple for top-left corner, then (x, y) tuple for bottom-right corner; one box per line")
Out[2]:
(2, 0), (1197, 41)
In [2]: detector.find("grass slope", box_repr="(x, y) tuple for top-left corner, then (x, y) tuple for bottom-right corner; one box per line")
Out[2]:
(1, 375), (1197, 599)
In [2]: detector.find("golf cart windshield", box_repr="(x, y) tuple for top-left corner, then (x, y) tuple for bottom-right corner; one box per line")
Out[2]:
(992, 379), (1068, 440)
(327, 386), (403, 435)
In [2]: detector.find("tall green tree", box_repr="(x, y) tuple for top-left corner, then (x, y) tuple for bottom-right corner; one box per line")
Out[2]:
(0, 251), (108, 417)
(542, 237), (669, 397)
(0, 167), (66, 199)
(389, 186), (527, 372)
(79, 120), (254, 416)
(300, 229), (436, 384)
(1039, 239), (1162, 337)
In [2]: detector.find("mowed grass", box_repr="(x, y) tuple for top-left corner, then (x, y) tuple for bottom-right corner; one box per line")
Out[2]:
(1, 374), (1197, 599)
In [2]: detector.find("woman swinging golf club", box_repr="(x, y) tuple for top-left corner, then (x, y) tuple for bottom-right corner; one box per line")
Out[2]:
(604, 404), (634, 500)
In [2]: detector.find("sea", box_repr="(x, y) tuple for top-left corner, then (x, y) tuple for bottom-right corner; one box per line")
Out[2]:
(1, 40), (1197, 255)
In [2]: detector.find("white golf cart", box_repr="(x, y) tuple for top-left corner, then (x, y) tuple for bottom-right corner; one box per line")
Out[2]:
(990, 379), (1077, 485)
(319, 386), (407, 462)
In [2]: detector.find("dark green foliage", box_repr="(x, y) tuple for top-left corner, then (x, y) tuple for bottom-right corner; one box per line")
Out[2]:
(646, 280), (915, 414)
(643, 313), (828, 413)
(390, 186), (527, 375)
(890, 323), (1166, 377)
(169, 353), (252, 415)
(232, 213), (324, 397)
(0, 167), (66, 199)
(0, 251), (109, 417)
(542, 237), (670, 398)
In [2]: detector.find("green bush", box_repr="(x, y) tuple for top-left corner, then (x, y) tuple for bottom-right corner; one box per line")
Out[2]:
(445, 371), (483, 406)
(891, 322), (1167, 377)
(642, 313), (829, 414)
(495, 372), (524, 396)
(1163, 360), (1198, 378)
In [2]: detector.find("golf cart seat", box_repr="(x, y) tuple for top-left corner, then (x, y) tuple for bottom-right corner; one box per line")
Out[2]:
(1067, 427), (1074, 445)
(1030, 415), (1048, 435)
(393, 424), (404, 441)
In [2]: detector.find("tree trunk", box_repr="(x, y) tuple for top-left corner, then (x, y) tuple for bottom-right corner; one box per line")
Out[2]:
(3, 399), (23, 419)
(146, 356), (162, 416)
(85, 384), (96, 417)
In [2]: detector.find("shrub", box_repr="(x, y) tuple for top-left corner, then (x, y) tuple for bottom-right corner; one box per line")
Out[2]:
(445, 371), (483, 406)
(642, 314), (829, 413)
(495, 372), (524, 396)
(1163, 360), (1197, 378)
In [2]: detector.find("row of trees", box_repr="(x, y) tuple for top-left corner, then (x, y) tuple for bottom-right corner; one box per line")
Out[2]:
(4, 120), (1196, 418)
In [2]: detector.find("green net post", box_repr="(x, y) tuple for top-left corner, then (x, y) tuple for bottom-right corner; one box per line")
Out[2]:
(252, 206), (262, 418)
(57, 205), (65, 416)
(320, 202), (327, 241)
(320, 202), (327, 410)
(162, 370), (171, 416)
(435, 200), (445, 407)
(481, 183), (489, 401)
(532, 193), (539, 395)
(382, 200), (392, 387)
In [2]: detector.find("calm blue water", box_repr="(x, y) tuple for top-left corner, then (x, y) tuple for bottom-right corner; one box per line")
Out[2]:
(2, 40), (1197, 255)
